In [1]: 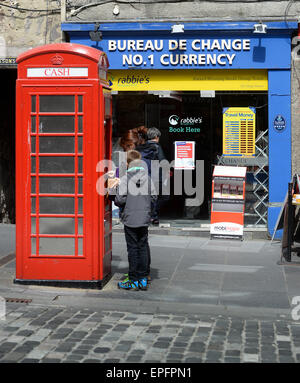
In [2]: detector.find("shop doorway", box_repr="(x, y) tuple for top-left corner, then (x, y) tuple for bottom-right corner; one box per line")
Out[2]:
(0, 68), (17, 223)
(112, 91), (268, 225)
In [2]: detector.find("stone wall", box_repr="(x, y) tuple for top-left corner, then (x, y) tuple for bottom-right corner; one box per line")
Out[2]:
(1, 0), (299, 55)
(0, 0), (62, 58)
(66, 0), (300, 22)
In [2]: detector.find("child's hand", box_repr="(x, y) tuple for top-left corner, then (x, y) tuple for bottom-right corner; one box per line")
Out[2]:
(108, 178), (120, 189)
(106, 170), (115, 178)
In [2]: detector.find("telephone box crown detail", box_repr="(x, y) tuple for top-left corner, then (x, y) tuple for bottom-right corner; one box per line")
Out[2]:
(50, 54), (64, 65)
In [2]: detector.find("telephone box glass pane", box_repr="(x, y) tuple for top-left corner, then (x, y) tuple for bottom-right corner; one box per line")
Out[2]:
(31, 137), (36, 153)
(39, 95), (74, 113)
(31, 96), (36, 112)
(39, 157), (74, 174)
(78, 116), (83, 133)
(31, 177), (36, 194)
(31, 197), (36, 213)
(78, 198), (83, 214)
(31, 238), (36, 255)
(31, 157), (36, 173)
(39, 217), (75, 234)
(78, 178), (83, 194)
(78, 137), (83, 153)
(78, 96), (83, 113)
(39, 177), (75, 194)
(78, 218), (83, 234)
(39, 137), (75, 153)
(31, 116), (36, 133)
(39, 116), (75, 133)
(78, 238), (83, 255)
(39, 238), (75, 255)
(78, 157), (83, 173)
(39, 197), (74, 214)
(104, 218), (110, 234)
(31, 218), (36, 234)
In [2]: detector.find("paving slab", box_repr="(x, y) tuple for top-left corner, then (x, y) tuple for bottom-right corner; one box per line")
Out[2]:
(0, 226), (299, 327)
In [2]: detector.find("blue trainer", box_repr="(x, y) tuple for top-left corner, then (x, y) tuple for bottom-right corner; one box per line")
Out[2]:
(118, 279), (139, 290)
(138, 278), (148, 291)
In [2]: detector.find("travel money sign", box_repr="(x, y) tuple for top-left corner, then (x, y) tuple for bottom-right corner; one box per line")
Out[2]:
(102, 35), (291, 70)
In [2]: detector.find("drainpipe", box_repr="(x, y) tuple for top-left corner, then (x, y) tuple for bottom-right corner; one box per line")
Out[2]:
(61, 0), (66, 23)
(61, 0), (67, 42)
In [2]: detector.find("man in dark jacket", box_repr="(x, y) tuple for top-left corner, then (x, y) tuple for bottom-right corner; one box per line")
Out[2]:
(136, 127), (167, 225)
(114, 150), (156, 290)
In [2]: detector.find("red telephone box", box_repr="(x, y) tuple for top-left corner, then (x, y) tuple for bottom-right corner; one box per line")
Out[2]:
(15, 43), (112, 288)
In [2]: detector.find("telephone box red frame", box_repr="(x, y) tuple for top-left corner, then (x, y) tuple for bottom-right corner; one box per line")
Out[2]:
(15, 43), (112, 288)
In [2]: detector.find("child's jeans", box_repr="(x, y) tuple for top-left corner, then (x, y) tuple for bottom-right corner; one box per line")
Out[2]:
(124, 225), (149, 281)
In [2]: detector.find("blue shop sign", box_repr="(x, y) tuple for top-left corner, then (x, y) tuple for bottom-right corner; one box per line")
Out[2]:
(273, 114), (286, 132)
(101, 36), (291, 70)
(65, 32), (292, 70)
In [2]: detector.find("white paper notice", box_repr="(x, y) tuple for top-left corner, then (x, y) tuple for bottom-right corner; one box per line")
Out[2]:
(174, 141), (195, 169)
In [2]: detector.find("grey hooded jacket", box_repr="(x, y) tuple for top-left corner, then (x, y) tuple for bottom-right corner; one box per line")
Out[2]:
(114, 162), (157, 228)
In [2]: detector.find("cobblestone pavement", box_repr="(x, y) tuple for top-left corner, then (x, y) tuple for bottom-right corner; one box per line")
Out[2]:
(1, 303), (300, 363)
(1, 229), (300, 364)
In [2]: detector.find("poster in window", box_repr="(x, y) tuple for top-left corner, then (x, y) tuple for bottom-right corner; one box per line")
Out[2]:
(174, 141), (195, 169)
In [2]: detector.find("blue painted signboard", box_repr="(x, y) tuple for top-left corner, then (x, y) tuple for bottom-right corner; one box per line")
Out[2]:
(62, 22), (295, 70)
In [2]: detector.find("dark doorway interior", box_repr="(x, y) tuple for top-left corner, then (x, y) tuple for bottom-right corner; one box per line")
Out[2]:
(0, 69), (16, 223)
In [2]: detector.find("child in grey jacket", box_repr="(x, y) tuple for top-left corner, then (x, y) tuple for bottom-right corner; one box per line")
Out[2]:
(114, 150), (157, 290)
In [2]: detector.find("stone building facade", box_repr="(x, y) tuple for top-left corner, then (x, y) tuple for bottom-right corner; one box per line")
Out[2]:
(1, 0), (300, 225)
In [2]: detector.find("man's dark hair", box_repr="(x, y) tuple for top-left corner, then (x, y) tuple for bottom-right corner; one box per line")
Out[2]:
(147, 127), (161, 140)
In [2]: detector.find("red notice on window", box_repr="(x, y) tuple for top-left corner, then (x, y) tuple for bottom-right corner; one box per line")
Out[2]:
(174, 141), (195, 169)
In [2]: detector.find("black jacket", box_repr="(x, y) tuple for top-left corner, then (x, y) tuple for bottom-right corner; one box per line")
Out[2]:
(136, 141), (167, 196)
(136, 140), (166, 172)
